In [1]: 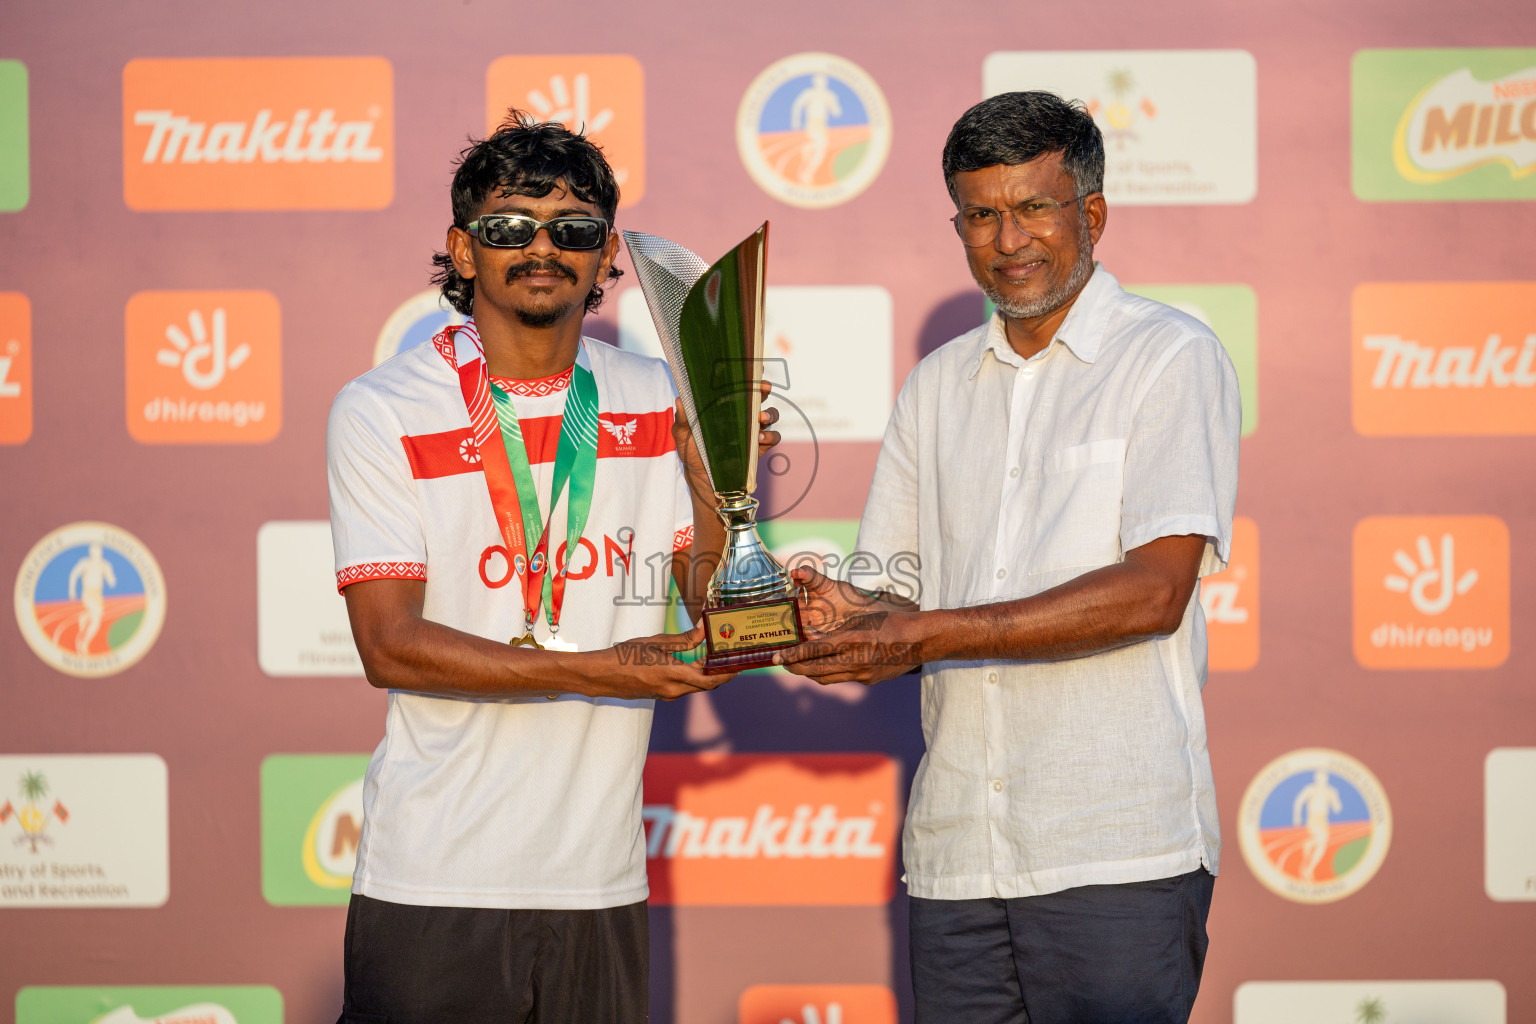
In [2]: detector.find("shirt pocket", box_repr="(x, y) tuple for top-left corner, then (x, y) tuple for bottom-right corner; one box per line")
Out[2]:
(1031, 438), (1127, 572)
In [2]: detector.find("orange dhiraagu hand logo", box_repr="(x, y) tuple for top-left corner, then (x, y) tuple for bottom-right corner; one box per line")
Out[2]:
(0, 293), (31, 444)
(1354, 282), (1536, 436)
(123, 57), (393, 211)
(739, 985), (898, 1024)
(643, 753), (898, 906)
(486, 55), (644, 206)
(126, 291), (281, 444)
(1354, 515), (1509, 669)
(1201, 516), (1258, 671)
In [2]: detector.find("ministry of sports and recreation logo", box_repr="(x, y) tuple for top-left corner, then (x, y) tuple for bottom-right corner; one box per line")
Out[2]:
(0, 769), (69, 852)
(1238, 748), (1392, 904)
(739, 985), (898, 1024)
(16, 986), (283, 1024)
(1234, 980), (1507, 1024)
(13, 522), (166, 677)
(122, 56), (393, 210)
(0, 291), (30, 444)
(1354, 48), (1536, 201)
(1353, 282), (1536, 436)
(260, 754), (368, 905)
(374, 288), (468, 366)
(984, 50), (1257, 205)
(0, 60), (26, 212)
(737, 53), (891, 209)
(126, 290), (282, 444)
(1485, 747), (1536, 901)
(1353, 515), (1509, 669)
(487, 55), (645, 205)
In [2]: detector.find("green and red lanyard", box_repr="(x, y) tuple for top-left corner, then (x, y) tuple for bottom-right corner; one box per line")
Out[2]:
(445, 325), (598, 644)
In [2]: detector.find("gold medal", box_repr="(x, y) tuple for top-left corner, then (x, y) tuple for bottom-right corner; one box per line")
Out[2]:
(510, 632), (543, 649)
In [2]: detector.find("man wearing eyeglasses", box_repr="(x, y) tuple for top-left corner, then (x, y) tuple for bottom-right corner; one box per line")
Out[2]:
(326, 111), (775, 1024)
(779, 91), (1240, 1022)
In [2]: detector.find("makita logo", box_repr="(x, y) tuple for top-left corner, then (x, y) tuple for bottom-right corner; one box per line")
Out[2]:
(642, 803), (885, 860)
(133, 109), (384, 164)
(1362, 333), (1536, 388)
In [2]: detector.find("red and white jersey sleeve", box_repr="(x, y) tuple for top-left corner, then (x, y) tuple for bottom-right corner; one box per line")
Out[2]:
(327, 382), (428, 589)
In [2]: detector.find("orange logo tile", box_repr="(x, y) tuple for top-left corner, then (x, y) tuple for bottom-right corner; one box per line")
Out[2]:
(1353, 282), (1536, 436)
(486, 55), (645, 206)
(739, 984), (897, 1024)
(1202, 516), (1259, 671)
(125, 290), (281, 444)
(643, 754), (897, 906)
(123, 57), (393, 211)
(0, 293), (31, 444)
(1354, 515), (1509, 669)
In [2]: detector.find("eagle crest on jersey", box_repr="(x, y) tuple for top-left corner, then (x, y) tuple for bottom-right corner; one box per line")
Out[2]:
(602, 419), (639, 445)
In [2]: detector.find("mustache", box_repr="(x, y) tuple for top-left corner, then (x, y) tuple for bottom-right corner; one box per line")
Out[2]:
(506, 257), (578, 284)
(989, 253), (1049, 272)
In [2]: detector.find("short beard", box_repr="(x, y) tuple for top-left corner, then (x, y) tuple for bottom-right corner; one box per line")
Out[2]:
(980, 217), (1095, 321)
(513, 302), (576, 328)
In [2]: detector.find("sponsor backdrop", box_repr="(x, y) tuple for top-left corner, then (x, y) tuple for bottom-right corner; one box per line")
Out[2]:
(0, 1), (1533, 1022)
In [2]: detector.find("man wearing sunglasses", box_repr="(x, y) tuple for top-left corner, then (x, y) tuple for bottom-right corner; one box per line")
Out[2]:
(326, 111), (775, 1024)
(779, 92), (1240, 1022)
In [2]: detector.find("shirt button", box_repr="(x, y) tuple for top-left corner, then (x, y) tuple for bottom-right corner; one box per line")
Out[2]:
(987, 672), (998, 685)
(1008, 465), (1021, 479)
(1020, 367), (1035, 380)
(992, 779), (1004, 793)
(996, 567), (1008, 580)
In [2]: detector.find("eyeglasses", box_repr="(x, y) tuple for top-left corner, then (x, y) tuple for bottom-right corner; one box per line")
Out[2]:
(465, 214), (610, 251)
(950, 194), (1091, 247)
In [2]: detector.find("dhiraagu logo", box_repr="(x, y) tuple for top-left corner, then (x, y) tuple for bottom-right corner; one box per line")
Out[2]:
(1354, 48), (1536, 200)
(16, 986), (282, 1024)
(260, 754), (369, 905)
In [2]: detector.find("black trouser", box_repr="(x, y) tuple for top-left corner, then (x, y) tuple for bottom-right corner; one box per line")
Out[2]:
(337, 893), (648, 1024)
(910, 869), (1215, 1024)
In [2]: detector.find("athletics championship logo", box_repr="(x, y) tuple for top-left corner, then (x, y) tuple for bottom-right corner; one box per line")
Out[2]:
(13, 523), (166, 677)
(1238, 748), (1392, 904)
(737, 53), (891, 209)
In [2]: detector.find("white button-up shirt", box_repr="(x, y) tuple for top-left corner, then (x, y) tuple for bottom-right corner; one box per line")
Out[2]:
(856, 264), (1240, 900)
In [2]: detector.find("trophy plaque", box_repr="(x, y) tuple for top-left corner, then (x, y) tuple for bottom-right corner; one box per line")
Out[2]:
(623, 223), (804, 673)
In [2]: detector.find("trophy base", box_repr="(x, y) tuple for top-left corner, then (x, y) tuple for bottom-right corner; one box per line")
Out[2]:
(701, 595), (804, 674)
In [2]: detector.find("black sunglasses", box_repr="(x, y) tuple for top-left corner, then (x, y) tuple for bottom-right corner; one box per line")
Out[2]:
(465, 214), (610, 251)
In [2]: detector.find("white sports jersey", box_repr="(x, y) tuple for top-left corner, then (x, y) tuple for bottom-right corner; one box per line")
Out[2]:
(326, 323), (692, 909)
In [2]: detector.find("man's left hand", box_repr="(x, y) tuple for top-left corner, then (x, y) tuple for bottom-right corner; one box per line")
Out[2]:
(776, 566), (924, 685)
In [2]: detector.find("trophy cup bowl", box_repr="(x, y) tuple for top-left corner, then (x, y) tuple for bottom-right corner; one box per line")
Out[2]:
(623, 223), (804, 673)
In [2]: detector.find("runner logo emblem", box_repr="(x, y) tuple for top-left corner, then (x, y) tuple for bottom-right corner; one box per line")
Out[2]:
(737, 53), (892, 209)
(1238, 748), (1392, 904)
(13, 522), (166, 677)
(719, 623), (735, 640)
(374, 288), (468, 367)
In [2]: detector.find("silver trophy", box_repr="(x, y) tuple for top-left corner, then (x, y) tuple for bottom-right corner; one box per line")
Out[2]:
(623, 223), (803, 672)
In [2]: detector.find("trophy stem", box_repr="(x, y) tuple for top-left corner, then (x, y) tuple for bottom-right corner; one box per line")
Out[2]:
(706, 492), (794, 607)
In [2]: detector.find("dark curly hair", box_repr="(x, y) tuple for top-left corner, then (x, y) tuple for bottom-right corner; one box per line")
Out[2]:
(431, 110), (623, 317)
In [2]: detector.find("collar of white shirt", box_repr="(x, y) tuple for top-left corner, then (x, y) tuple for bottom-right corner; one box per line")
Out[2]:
(966, 262), (1119, 377)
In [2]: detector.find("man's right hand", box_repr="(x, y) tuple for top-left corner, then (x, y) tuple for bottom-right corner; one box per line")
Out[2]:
(572, 622), (733, 701)
(791, 564), (917, 635)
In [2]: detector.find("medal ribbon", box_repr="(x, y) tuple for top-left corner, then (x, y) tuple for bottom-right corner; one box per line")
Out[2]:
(445, 325), (599, 636)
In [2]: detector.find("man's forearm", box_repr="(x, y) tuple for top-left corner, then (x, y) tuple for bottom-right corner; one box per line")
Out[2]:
(354, 612), (584, 699)
(908, 557), (1191, 665)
